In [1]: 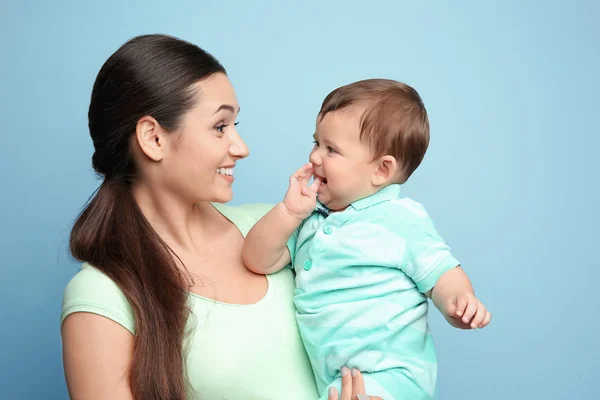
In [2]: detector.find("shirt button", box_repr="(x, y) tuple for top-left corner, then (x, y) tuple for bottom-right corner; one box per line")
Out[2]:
(303, 259), (312, 271)
(323, 225), (333, 235)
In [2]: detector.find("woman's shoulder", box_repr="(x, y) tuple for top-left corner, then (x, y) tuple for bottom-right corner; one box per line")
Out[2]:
(62, 263), (135, 333)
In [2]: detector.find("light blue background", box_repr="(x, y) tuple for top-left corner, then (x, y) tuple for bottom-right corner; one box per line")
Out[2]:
(1, 1), (598, 399)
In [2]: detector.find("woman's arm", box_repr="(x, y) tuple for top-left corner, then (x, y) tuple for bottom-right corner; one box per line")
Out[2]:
(62, 313), (134, 400)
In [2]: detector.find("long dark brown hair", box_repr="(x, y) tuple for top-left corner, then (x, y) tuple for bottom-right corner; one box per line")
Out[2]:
(70, 34), (225, 399)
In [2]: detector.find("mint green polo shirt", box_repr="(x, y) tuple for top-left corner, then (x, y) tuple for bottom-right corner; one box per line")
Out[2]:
(287, 184), (460, 399)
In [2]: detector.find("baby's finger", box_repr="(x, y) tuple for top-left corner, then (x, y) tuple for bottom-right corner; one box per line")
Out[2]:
(309, 176), (322, 192)
(445, 299), (457, 317)
(480, 311), (492, 328)
(298, 162), (313, 176)
(291, 163), (313, 182)
(462, 296), (478, 323)
(301, 186), (317, 198)
(470, 302), (487, 329)
(455, 295), (468, 317)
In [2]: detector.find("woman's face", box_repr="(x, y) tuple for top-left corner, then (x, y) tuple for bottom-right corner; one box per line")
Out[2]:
(144, 73), (249, 204)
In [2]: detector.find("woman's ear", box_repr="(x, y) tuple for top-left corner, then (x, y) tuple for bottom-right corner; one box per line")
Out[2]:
(135, 116), (165, 162)
(372, 155), (398, 186)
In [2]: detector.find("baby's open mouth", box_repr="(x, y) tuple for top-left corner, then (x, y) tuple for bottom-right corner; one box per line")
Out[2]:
(314, 174), (327, 184)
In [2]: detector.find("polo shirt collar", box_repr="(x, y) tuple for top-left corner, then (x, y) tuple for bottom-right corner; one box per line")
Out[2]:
(350, 184), (401, 211)
(314, 184), (401, 215)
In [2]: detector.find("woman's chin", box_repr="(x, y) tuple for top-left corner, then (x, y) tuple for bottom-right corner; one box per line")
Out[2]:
(195, 187), (233, 204)
(214, 188), (234, 203)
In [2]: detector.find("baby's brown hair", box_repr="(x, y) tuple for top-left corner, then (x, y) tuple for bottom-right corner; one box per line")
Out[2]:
(319, 79), (430, 183)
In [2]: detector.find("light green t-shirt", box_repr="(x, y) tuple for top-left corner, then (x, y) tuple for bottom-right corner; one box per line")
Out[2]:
(61, 203), (319, 400)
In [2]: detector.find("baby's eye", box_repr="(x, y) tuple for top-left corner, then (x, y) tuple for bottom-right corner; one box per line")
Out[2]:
(312, 140), (319, 147)
(327, 146), (336, 154)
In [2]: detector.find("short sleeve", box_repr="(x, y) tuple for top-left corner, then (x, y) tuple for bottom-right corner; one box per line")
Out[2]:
(286, 225), (301, 269)
(400, 201), (460, 293)
(61, 264), (135, 334)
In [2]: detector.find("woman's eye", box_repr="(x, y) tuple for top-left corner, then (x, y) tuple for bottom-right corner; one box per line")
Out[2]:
(216, 121), (239, 134)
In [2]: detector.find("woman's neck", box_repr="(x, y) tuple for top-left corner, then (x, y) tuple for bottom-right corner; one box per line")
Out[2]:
(131, 182), (223, 254)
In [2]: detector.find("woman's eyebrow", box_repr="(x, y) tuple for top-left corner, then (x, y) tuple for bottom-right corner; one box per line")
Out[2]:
(213, 104), (240, 114)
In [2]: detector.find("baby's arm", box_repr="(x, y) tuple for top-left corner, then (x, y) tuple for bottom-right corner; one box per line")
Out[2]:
(399, 200), (491, 330)
(426, 267), (492, 330)
(243, 163), (322, 275)
(243, 203), (301, 274)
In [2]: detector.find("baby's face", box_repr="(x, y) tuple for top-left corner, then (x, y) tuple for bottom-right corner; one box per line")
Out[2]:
(309, 109), (379, 211)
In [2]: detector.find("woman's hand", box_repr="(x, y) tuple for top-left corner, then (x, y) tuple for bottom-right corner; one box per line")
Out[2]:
(328, 367), (383, 400)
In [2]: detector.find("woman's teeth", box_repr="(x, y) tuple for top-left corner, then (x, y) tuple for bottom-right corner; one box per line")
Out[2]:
(217, 167), (233, 176)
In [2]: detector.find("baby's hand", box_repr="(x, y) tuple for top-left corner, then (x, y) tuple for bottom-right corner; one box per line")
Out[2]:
(444, 293), (491, 330)
(282, 163), (322, 221)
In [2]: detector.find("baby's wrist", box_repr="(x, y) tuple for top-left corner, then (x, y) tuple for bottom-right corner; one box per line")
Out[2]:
(279, 202), (308, 223)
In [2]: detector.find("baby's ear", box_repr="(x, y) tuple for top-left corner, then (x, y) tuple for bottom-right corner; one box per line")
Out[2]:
(372, 155), (398, 186)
